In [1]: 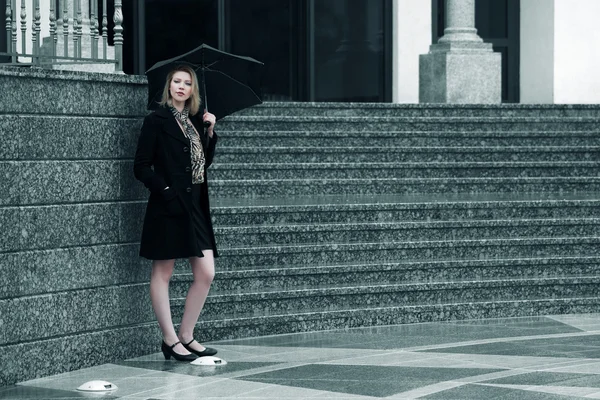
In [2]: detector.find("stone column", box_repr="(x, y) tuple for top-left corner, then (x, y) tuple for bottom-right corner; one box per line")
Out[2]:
(419, 0), (501, 103)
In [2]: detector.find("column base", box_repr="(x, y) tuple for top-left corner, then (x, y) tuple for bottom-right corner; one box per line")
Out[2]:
(419, 49), (502, 104)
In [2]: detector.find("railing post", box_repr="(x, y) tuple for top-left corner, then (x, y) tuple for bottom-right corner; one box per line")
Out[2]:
(32, 0), (41, 64)
(11, 0), (17, 62)
(5, 0), (10, 58)
(90, 0), (97, 59)
(113, 0), (122, 71)
(20, 0), (26, 55)
(72, 0), (78, 57)
(63, 0), (68, 57)
(75, 0), (82, 58)
(101, 0), (106, 59)
(49, 0), (57, 59)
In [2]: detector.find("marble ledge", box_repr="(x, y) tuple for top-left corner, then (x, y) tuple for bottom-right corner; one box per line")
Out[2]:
(249, 101), (600, 111)
(0, 66), (147, 85)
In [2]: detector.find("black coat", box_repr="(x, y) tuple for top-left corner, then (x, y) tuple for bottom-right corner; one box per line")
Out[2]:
(133, 106), (219, 260)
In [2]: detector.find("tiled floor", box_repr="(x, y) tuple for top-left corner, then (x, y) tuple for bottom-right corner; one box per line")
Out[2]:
(4, 314), (600, 399)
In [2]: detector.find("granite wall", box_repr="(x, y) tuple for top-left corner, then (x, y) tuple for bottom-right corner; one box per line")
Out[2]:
(0, 68), (155, 386)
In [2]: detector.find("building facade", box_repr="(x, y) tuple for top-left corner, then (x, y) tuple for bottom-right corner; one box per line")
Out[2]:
(2, 0), (600, 104)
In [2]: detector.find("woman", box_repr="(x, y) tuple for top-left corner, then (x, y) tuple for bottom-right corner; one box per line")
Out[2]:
(134, 65), (218, 361)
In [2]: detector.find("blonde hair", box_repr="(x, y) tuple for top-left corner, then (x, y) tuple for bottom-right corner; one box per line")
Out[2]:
(158, 65), (201, 116)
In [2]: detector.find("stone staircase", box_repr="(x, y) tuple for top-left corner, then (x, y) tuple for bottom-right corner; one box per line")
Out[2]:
(171, 103), (600, 341)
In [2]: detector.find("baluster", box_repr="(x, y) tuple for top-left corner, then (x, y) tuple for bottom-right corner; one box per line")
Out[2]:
(49, 0), (57, 59)
(63, 0), (68, 57)
(75, 0), (82, 58)
(20, 0), (26, 55)
(32, 0), (40, 63)
(5, 1), (11, 59)
(113, 0), (122, 71)
(11, 0), (16, 62)
(101, 0), (106, 59)
(72, 0), (78, 57)
(90, 0), (97, 59)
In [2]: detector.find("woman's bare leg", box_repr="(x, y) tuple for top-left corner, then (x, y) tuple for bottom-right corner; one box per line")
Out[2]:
(151, 259), (191, 355)
(178, 251), (215, 351)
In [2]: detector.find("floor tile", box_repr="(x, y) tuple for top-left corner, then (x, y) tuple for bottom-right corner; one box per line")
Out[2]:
(0, 385), (119, 399)
(419, 333), (600, 358)
(421, 383), (585, 399)
(117, 360), (281, 378)
(237, 364), (502, 398)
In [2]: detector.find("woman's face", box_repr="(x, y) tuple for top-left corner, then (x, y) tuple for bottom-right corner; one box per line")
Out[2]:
(169, 71), (193, 103)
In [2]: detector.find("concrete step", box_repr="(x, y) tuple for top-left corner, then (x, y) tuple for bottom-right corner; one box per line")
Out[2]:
(210, 195), (600, 226)
(233, 103), (600, 118)
(186, 297), (600, 343)
(209, 177), (600, 197)
(214, 218), (600, 247)
(172, 256), (600, 295)
(217, 116), (600, 132)
(214, 146), (599, 163)
(172, 276), (600, 321)
(209, 161), (600, 180)
(218, 130), (600, 148)
(214, 236), (600, 271)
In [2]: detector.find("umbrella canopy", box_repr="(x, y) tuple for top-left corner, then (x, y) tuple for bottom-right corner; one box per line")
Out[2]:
(145, 43), (264, 120)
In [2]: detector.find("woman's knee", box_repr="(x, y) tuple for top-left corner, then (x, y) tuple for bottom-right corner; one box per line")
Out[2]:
(201, 267), (215, 284)
(193, 263), (214, 285)
(190, 255), (215, 285)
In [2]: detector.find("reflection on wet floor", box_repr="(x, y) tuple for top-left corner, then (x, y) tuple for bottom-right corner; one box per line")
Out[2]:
(5, 314), (600, 399)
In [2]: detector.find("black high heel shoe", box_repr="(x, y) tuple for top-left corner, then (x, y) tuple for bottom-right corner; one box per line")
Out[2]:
(161, 341), (197, 361)
(182, 339), (218, 357)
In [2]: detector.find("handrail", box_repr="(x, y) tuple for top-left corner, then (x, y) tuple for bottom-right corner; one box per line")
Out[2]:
(3, 0), (123, 72)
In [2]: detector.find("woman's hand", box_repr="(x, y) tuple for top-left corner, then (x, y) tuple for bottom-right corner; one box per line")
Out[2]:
(203, 111), (216, 137)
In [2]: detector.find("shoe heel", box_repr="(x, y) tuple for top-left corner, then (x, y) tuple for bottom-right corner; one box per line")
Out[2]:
(161, 342), (172, 360)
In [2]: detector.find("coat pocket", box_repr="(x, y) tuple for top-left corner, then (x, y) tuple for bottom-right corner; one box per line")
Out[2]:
(160, 188), (186, 217)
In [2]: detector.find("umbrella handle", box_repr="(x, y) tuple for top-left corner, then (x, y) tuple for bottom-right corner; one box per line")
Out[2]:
(203, 120), (212, 128)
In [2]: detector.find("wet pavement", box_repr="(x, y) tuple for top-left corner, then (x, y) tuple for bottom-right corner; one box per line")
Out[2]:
(4, 314), (600, 399)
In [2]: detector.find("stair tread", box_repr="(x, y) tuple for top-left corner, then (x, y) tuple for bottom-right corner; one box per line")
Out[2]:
(232, 102), (600, 110)
(210, 192), (600, 209)
(192, 297), (600, 324)
(219, 130), (600, 135)
(218, 145), (600, 151)
(171, 275), (600, 302)
(219, 235), (600, 253)
(186, 297), (600, 326)
(173, 255), (600, 277)
(216, 217), (600, 231)
(211, 176), (600, 183)
(211, 161), (600, 169)
(222, 115), (600, 121)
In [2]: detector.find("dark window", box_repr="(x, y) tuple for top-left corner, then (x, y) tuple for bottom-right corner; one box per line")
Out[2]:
(313, 0), (387, 102)
(226, 0), (391, 102)
(143, 0), (218, 73)
(226, 0), (301, 101)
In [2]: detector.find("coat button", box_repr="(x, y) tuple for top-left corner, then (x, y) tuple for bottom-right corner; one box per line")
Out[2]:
(185, 166), (191, 172)
(183, 147), (189, 152)
(186, 187), (192, 193)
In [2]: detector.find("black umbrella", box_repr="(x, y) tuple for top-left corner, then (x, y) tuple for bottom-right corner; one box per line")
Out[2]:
(145, 43), (264, 121)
